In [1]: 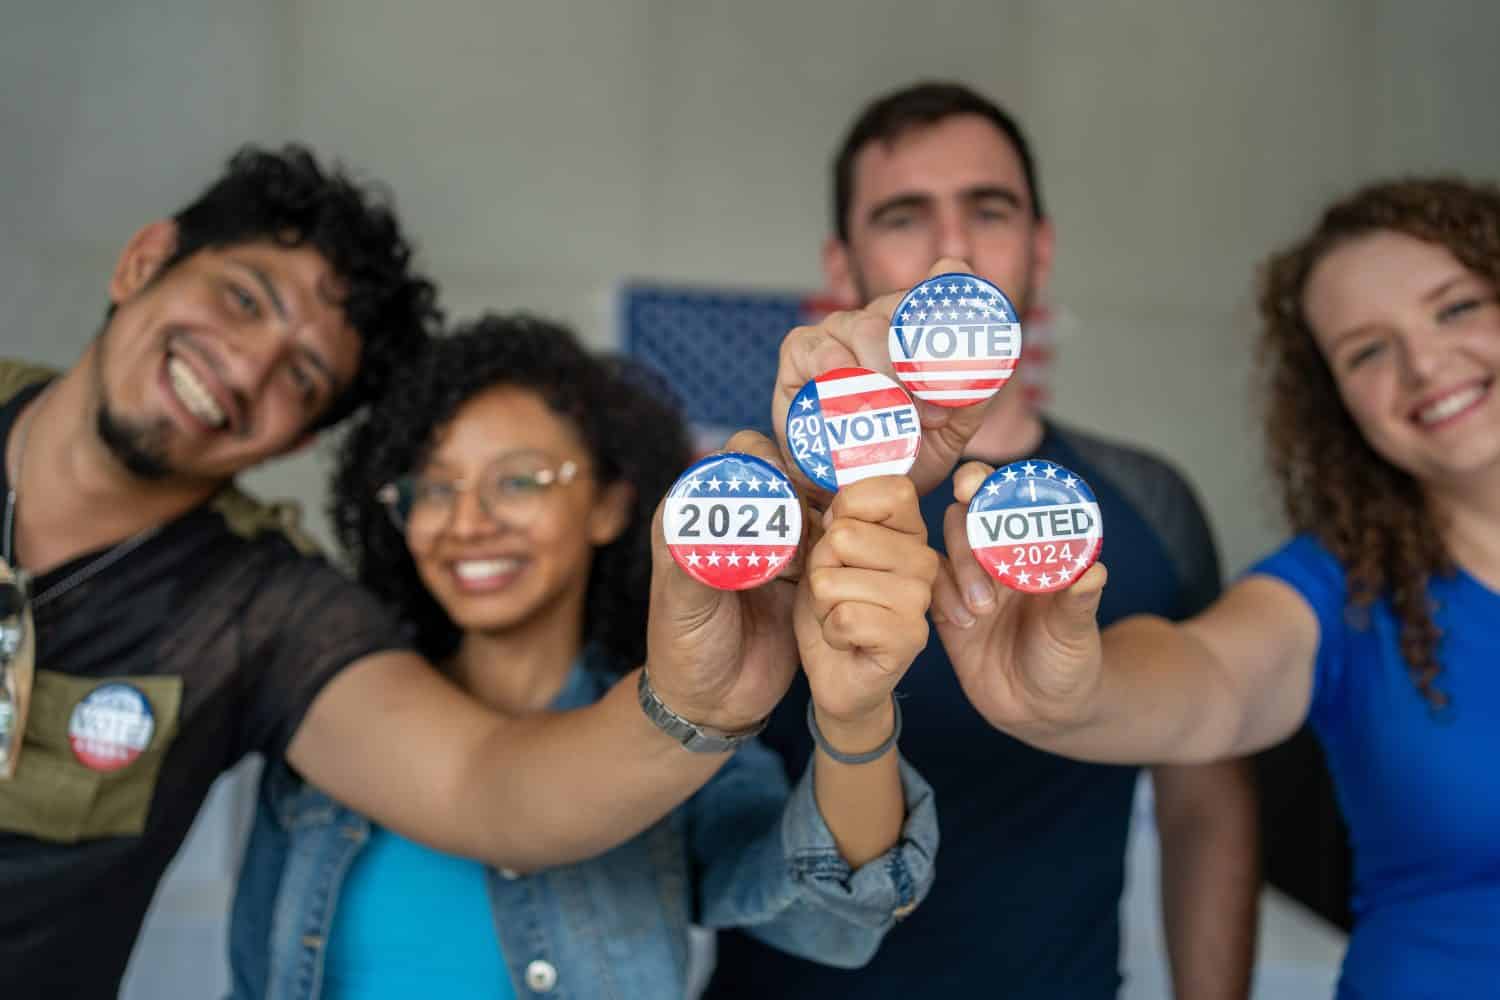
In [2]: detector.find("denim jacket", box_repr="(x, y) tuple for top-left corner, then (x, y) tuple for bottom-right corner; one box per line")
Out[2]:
(229, 652), (938, 999)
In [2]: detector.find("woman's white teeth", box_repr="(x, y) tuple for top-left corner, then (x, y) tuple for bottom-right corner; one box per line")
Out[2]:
(1418, 385), (1487, 425)
(167, 357), (227, 428)
(455, 559), (521, 581)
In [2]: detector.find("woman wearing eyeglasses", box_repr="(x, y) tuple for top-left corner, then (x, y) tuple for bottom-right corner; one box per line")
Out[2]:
(228, 313), (938, 1000)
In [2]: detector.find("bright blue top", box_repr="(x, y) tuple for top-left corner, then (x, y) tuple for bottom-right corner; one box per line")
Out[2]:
(1252, 534), (1500, 1000)
(229, 644), (939, 1000)
(322, 826), (513, 999)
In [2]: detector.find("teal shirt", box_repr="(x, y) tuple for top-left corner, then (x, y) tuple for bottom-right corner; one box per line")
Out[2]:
(323, 826), (514, 999)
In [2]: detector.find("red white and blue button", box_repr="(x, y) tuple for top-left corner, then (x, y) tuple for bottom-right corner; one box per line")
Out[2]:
(664, 452), (802, 590)
(889, 272), (1022, 407)
(68, 683), (155, 772)
(785, 367), (921, 492)
(966, 460), (1102, 594)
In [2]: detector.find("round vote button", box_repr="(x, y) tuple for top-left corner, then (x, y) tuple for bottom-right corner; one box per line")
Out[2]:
(664, 452), (802, 590)
(68, 683), (156, 773)
(966, 460), (1103, 594)
(785, 367), (921, 493)
(888, 272), (1022, 407)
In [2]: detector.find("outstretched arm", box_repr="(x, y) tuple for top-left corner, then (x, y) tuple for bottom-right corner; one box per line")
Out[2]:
(288, 430), (806, 871)
(931, 461), (1322, 764)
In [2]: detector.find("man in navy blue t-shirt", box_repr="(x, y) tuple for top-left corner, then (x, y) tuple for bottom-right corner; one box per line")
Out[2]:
(707, 82), (1259, 998)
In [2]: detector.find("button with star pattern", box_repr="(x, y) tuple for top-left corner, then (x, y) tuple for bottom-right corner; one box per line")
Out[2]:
(966, 459), (1102, 594)
(785, 367), (921, 492)
(663, 452), (802, 590)
(888, 272), (1022, 407)
(68, 683), (156, 772)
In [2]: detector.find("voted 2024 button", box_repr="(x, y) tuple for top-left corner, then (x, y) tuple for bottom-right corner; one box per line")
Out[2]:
(966, 460), (1102, 594)
(785, 367), (921, 492)
(664, 452), (802, 590)
(888, 272), (1022, 408)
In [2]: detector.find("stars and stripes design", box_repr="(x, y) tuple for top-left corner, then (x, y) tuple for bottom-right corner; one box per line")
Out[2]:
(785, 367), (921, 492)
(664, 452), (802, 590)
(68, 683), (155, 773)
(888, 272), (1023, 407)
(966, 460), (1103, 594)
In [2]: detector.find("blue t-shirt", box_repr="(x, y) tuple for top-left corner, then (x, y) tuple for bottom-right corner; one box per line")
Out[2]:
(709, 420), (1222, 998)
(322, 826), (514, 999)
(1253, 535), (1500, 1000)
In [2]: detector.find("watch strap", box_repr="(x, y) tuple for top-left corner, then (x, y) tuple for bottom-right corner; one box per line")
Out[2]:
(637, 668), (768, 753)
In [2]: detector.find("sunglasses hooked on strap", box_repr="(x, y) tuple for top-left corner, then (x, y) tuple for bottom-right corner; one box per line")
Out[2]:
(0, 562), (33, 780)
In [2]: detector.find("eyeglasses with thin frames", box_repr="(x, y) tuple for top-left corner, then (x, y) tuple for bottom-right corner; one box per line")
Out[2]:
(376, 453), (584, 539)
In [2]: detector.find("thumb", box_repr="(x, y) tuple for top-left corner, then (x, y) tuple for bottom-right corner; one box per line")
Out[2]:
(1047, 562), (1108, 639)
(649, 495), (727, 626)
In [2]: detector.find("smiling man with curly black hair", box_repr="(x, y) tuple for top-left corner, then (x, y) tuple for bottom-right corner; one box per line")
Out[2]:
(0, 147), (818, 998)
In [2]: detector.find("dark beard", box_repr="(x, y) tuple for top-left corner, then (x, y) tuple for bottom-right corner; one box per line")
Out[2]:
(96, 404), (172, 480)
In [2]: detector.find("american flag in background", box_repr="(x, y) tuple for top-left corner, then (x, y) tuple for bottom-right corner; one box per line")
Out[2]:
(620, 283), (839, 448)
(619, 282), (1055, 450)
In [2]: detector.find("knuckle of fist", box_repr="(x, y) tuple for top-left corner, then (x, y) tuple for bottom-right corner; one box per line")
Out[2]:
(821, 520), (859, 556)
(807, 565), (838, 597)
(827, 602), (862, 636)
(851, 310), (886, 339)
(887, 475), (919, 507)
(914, 546), (941, 584)
(901, 579), (934, 614)
(908, 619), (930, 652)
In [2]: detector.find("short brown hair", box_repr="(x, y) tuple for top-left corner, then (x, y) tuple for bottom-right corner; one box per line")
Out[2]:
(832, 81), (1045, 242)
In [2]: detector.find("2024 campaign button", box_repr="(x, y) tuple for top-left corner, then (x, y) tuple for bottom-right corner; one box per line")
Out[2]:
(786, 367), (920, 492)
(967, 460), (1102, 594)
(889, 272), (1022, 407)
(69, 683), (155, 772)
(664, 452), (802, 590)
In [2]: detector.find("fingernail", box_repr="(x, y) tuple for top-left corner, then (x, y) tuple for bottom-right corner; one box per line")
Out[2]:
(946, 602), (975, 628)
(821, 505), (834, 529)
(966, 580), (994, 610)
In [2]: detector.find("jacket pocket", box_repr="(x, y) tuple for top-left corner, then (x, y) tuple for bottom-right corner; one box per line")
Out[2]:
(0, 670), (181, 842)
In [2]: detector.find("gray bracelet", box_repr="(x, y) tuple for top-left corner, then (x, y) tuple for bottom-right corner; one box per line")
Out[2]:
(806, 697), (902, 765)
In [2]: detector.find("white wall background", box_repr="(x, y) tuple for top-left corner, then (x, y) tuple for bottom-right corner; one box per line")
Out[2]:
(4, 0), (1497, 995)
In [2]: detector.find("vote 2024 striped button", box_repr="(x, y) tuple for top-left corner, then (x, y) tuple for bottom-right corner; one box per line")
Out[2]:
(664, 452), (802, 590)
(888, 272), (1022, 407)
(966, 460), (1102, 594)
(785, 367), (921, 492)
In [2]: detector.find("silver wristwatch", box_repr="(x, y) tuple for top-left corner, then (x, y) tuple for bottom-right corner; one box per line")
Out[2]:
(637, 668), (768, 753)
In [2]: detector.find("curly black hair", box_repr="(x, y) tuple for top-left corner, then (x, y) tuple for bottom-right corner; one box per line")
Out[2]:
(161, 144), (442, 428)
(331, 313), (693, 668)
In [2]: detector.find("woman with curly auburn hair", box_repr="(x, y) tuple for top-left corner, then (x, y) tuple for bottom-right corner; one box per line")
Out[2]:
(929, 177), (1500, 999)
(227, 313), (938, 1000)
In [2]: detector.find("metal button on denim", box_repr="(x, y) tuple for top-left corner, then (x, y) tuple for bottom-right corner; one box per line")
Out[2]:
(525, 959), (558, 992)
(498, 866), (520, 880)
